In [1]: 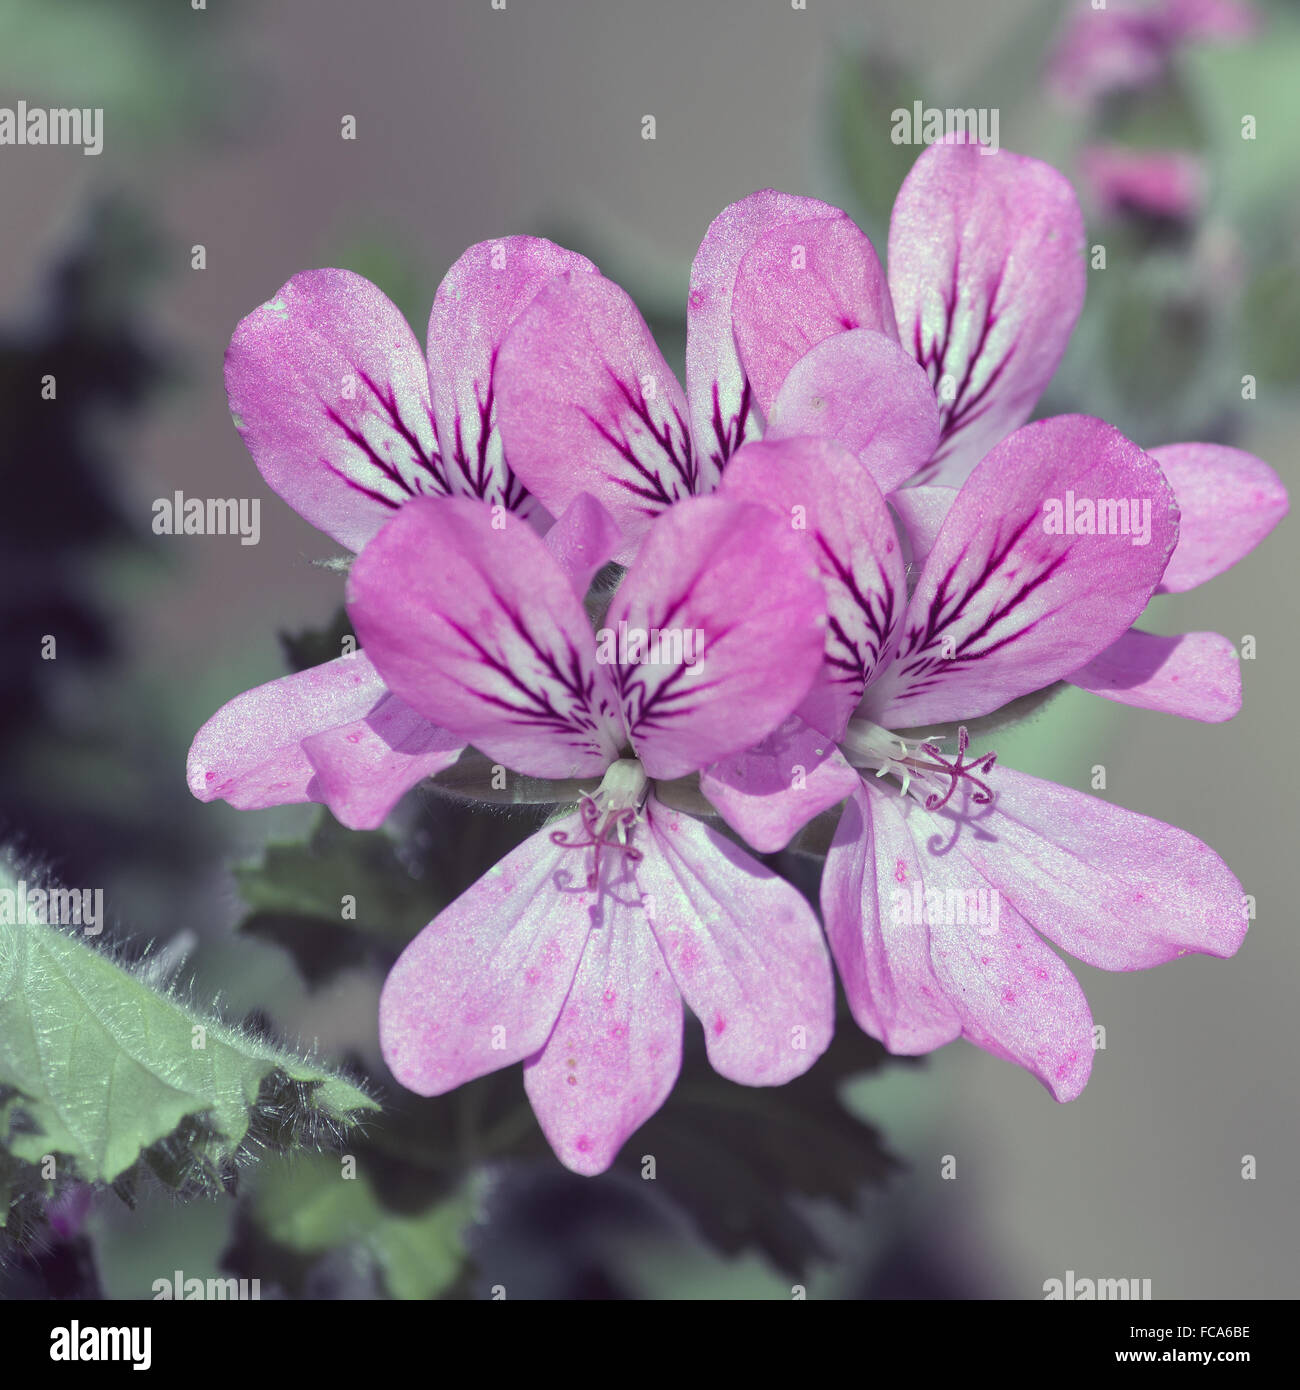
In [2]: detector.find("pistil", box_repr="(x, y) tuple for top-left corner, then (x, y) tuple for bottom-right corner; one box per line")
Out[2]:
(841, 719), (998, 810)
(550, 758), (649, 889)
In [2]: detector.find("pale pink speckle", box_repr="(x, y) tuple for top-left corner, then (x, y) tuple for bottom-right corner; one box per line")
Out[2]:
(894, 858), (908, 883)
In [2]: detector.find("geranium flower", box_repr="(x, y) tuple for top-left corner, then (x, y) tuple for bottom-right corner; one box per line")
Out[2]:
(700, 425), (1252, 1099)
(496, 137), (1288, 727)
(188, 237), (595, 828)
(496, 138), (1086, 513)
(492, 187), (941, 559)
(900, 441), (1286, 724)
(1047, 0), (1258, 110)
(345, 490), (836, 1174)
(1079, 145), (1207, 222)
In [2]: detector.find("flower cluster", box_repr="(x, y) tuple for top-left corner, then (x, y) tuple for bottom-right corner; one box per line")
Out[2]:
(190, 138), (1285, 1174)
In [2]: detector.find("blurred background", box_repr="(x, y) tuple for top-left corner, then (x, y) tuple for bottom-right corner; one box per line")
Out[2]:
(0, 0), (1295, 1299)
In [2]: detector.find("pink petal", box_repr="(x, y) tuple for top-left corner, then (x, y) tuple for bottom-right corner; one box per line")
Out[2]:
(942, 766), (1249, 970)
(825, 785), (1094, 1100)
(524, 906), (682, 1176)
(721, 435), (906, 738)
(495, 271), (697, 561)
(863, 416), (1178, 727)
(890, 484), (957, 572)
(379, 817), (597, 1095)
(347, 496), (623, 778)
(700, 715), (859, 853)
(225, 269), (444, 551)
(641, 798), (835, 1084)
(1150, 442), (1288, 593)
(543, 492), (623, 598)
(731, 214), (897, 417)
(889, 141), (1086, 486)
(605, 495), (826, 780)
(685, 188), (844, 481)
(764, 329), (942, 495)
(1065, 627), (1241, 722)
(301, 694), (467, 828)
(187, 652), (458, 826)
(427, 236), (597, 519)
(823, 787), (962, 1053)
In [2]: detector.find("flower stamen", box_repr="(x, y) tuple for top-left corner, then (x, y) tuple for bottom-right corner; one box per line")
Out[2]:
(549, 758), (648, 890)
(842, 719), (998, 809)
(911, 726), (998, 810)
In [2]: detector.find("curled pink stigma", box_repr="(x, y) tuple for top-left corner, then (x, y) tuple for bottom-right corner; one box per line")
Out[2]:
(550, 797), (644, 889)
(912, 725), (998, 811)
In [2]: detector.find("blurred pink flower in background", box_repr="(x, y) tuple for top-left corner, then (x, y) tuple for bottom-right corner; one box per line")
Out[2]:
(1080, 144), (1207, 220)
(1048, 0), (1258, 109)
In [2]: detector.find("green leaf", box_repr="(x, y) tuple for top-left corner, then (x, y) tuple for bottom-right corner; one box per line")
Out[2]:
(1241, 259), (1300, 385)
(822, 47), (919, 246)
(1181, 20), (1300, 227)
(236, 814), (436, 945)
(235, 795), (548, 989)
(246, 1153), (478, 1300)
(234, 810), (445, 986)
(0, 868), (376, 1208)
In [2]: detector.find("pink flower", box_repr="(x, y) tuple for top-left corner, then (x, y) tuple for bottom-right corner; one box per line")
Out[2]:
(346, 492), (836, 1174)
(498, 140), (1285, 725)
(1080, 145), (1207, 221)
(189, 238), (596, 828)
(498, 139), (1086, 505)
(701, 428), (1267, 1098)
(1047, 0), (1258, 109)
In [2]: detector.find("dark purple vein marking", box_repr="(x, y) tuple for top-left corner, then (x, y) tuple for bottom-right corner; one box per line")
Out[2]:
(446, 350), (532, 513)
(813, 532), (899, 691)
(889, 514), (1071, 699)
(911, 256), (1016, 478)
(708, 376), (754, 476)
(580, 366), (698, 514)
(320, 368), (448, 503)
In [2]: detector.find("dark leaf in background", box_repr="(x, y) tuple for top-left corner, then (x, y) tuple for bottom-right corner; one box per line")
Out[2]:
(278, 608), (357, 676)
(0, 198), (166, 738)
(612, 1009), (899, 1277)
